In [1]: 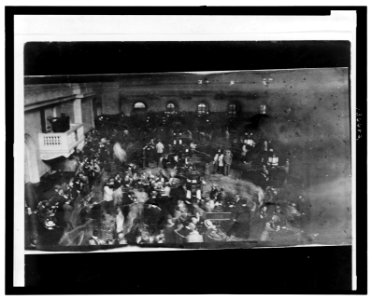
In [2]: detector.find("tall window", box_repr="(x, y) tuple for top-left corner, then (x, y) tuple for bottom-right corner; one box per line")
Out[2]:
(228, 103), (237, 116)
(165, 102), (177, 115)
(197, 103), (208, 115)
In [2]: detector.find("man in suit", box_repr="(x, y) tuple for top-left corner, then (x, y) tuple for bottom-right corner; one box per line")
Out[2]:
(155, 139), (165, 166)
(213, 149), (222, 174)
(25, 183), (39, 247)
(223, 149), (233, 176)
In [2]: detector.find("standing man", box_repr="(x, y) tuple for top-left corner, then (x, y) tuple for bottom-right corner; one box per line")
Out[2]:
(144, 139), (156, 167)
(225, 126), (230, 141)
(241, 144), (248, 162)
(155, 139), (165, 167)
(223, 149), (233, 176)
(209, 184), (219, 200)
(213, 149), (222, 173)
(217, 150), (225, 174)
(25, 182), (39, 247)
(103, 178), (115, 215)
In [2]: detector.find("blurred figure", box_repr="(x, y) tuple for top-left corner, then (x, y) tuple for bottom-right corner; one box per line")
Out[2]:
(103, 178), (115, 214)
(115, 206), (125, 237)
(217, 151), (225, 174)
(113, 142), (127, 163)
(209, 184), (219, 200)
(267, 148), (279, 169)
(113, 174), (123, 207)
(190, 140), (197, 153)
(260, 215), (281, 242)
(185, 223), (203, 243)
(227, 196), (254, 239)
(204, 198), (215, 213)
(223, 149), (233, 176)
(203, 220), (227, 242)
(155, 139), (165, 166)
(213, 149), (222, 173)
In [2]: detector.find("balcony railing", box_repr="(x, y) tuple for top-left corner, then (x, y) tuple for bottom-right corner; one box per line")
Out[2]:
(38, 123), (84, 160)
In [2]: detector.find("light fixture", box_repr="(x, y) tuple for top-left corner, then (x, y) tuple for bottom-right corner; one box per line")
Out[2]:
(197, 78), (210, 85)
(262, 77), (273, 86)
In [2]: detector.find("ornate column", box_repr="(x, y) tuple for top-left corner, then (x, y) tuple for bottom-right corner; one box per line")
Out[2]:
(73, 95), (83, 124)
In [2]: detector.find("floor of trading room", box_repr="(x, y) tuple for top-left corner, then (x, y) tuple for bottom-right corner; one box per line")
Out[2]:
(25, 121), (351, 249)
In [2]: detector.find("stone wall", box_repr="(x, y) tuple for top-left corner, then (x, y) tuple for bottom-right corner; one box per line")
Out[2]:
(24, 68), (350, 186)
(24, 110), (50, 177)
(24, 83), (96, 180)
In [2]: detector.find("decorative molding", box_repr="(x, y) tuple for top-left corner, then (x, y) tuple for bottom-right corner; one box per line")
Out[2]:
(24, 92), (95, 112)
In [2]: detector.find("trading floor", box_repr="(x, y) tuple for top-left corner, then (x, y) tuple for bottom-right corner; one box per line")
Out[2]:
(25, 108), (317, 249)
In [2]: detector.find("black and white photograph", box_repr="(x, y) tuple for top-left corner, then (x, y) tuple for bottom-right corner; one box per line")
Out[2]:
(23, 48), (352, 250)
(6, 6), (367, 294)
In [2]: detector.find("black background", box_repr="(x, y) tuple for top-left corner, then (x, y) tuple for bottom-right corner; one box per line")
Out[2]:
(24, 41), (350, 76)
(6, 6), (367, 294)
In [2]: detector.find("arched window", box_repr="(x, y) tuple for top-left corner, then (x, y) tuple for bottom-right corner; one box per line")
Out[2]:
(165, 102), (177, 115)
(197, 103), (208, 115)
(228, 103), (238, 116)
(133, 102), (147, 110)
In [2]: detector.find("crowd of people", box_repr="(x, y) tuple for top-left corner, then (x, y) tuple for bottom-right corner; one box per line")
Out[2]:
(28, 109), (310, 248)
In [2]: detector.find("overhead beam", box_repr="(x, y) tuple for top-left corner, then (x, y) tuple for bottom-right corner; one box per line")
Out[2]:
(24, 92), (95, 112)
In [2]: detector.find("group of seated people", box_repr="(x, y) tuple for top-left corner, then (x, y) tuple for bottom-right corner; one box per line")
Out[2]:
(30, 113), (307, 248)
